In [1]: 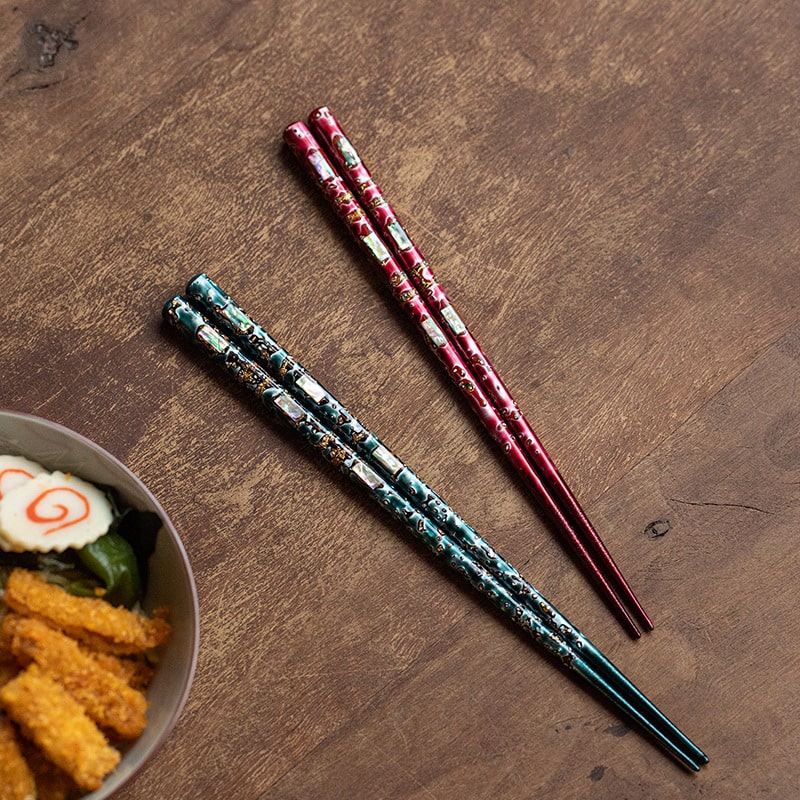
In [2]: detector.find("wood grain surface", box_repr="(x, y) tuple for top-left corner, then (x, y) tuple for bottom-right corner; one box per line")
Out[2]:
(2, 1), (799, 797)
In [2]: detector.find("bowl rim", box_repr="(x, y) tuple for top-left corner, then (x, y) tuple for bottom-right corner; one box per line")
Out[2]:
(0, 409), (200, 798)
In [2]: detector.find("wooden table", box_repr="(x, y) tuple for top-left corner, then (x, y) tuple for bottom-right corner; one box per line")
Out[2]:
(3, 2), (799, 797)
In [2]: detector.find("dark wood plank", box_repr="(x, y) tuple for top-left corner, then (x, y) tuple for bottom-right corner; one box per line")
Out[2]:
(257, 323), (800, 799)
(0, 1), (798, 798)
(3, 0), (799, 511)
(0, 0), (269, 218)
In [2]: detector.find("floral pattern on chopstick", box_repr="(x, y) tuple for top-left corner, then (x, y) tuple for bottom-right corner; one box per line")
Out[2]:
(303, 107), (653, 636)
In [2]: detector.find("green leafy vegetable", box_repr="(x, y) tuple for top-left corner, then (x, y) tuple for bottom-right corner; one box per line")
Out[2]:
(77, 531), (142, 608)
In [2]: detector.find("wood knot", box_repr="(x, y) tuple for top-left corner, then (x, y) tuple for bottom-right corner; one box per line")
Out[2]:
(644, 519), (671, 539)
(31, 22), (78, 68)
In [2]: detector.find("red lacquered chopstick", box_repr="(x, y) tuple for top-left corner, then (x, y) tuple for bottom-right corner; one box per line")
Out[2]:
(305, 107), (653, 634)
(284, 120), (643, 637)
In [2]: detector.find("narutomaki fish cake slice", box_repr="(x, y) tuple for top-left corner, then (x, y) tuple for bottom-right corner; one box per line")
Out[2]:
(0, 470), (113, 553)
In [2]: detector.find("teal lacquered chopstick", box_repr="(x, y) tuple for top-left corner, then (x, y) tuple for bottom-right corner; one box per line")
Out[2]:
(164, 292), (706, 771)
(182, 273), (707, 768)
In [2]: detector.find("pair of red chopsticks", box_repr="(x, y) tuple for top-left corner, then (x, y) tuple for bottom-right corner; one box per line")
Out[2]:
(284, 107), (652, 637)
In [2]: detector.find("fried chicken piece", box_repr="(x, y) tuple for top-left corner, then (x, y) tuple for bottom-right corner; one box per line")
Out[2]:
(4, 569), (171, 655)
(21, 740), (80, 800)
(0, 611), (13, 650)
(0, 714), (37, 800)
(7, 615), (149, 739)
(3, 611), (154, 690)
(0, 618), (19, 688)
(0, 660), (19, 688)
(86, 649), (155, 690)
(0, 664), (120, 792)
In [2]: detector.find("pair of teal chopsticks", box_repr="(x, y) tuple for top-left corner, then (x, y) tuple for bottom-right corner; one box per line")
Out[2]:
(164, 274), (708, 771)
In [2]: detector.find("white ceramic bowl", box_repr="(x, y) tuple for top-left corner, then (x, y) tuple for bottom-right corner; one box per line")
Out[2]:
(0, 410), (199, 799)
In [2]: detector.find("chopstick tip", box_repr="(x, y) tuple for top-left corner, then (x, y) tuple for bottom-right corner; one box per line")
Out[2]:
(309, 105), (331, 121)
(185, 273), (208, 293)
(162, 294), (183, 319)
(627, 626), (642, 640)
(283, 120), (311, 144)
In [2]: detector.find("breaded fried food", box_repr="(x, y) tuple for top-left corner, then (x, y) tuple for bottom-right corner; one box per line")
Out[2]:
(0, 664), (120, 792)
(0, 611), (13, 651)
(0, 714), (37, 800)
(7, 615), (149, 739)
(0, 618), (19, 689)
(5, 613), (154, 690)
(0, 658), (19, 689)
(4, 569), (171, 655)
(20, 740), (80, 800)
(85, 649), (155, 690)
